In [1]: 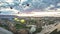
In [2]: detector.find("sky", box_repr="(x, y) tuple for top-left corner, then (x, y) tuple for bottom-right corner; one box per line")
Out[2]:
(0, 0), (60, 13)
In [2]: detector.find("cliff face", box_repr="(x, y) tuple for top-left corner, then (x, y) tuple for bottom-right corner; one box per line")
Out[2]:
(0, 27), (13, 34)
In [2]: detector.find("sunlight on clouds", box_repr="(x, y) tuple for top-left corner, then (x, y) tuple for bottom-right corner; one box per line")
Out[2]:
(20, 0), (27, 4)
(5, 0), (13, 3)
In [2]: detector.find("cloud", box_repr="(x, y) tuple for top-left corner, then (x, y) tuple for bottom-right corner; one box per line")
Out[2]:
(0, 0), (60, 12)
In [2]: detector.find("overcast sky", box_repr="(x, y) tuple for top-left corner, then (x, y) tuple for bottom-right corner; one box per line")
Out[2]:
(0, 0), (60, 12)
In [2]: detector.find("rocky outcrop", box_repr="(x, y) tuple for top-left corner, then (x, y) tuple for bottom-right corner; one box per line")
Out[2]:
(0, 27), (13, 34)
